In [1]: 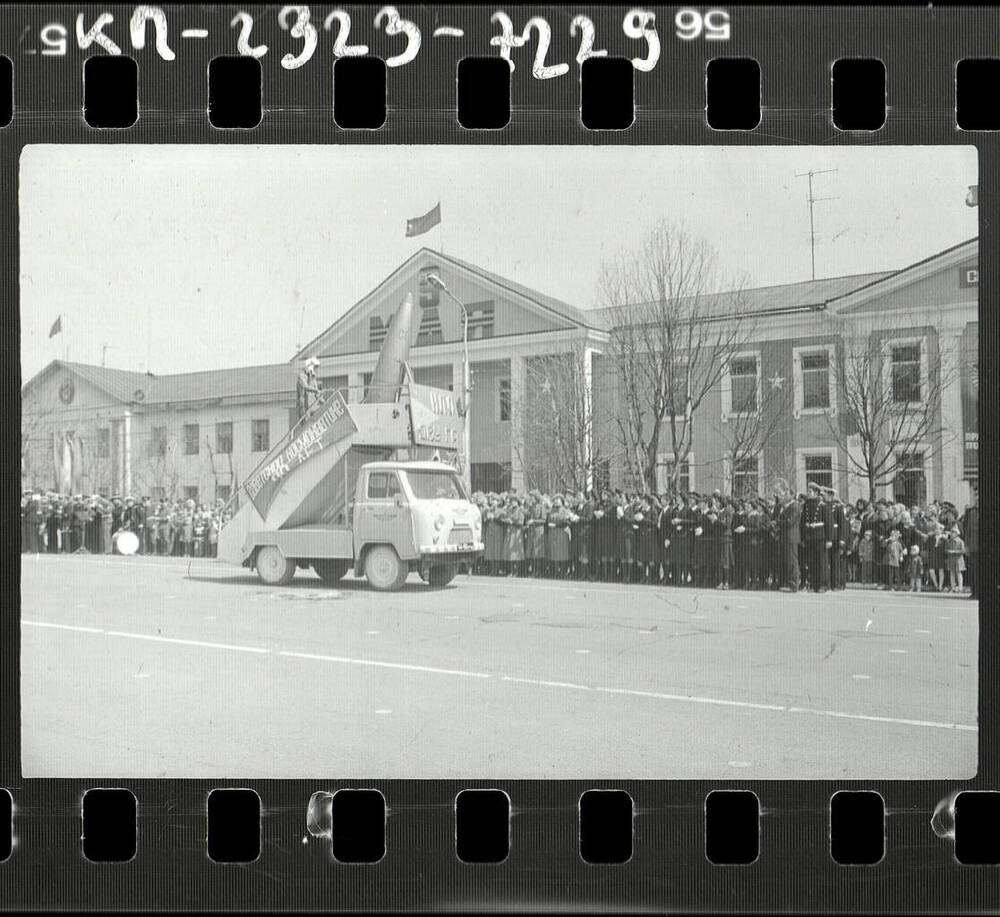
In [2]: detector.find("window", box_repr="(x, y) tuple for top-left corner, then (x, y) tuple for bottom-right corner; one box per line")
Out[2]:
(669, 361), (689, 417)
(251, 419), (269, 453)
(216, 422), (233, 454)
(467, 300), (495, 340)
(891, 343), (922, 403)
(149, 426), (168, 458)
(182, 486), (199, 502)
(730, 356), (759, 414)
(732, 456), (760, 497)
(369, 314), (392, 351)
(183, 423), (200, 455)
(215, 484), (231, 502)
(367, 471), (401, 500)
(801, 351), (830, 409)
(97, 428), (110, 458)
(656, 453), (694, 494)
(804, 454), (833, 491)
(498, 377), (511, 422)
(405, 469), (464, 500)
(894, 452), (927, 506)
(416, 306), (444, 346)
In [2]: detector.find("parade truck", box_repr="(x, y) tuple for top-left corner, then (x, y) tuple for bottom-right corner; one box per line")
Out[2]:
(216, 292), (484, 590)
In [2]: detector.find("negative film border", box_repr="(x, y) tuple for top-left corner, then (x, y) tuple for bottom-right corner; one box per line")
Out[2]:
(1, 4), (996, 913)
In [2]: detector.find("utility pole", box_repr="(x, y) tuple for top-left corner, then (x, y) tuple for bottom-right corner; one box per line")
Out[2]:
(794, 168), (839, 280)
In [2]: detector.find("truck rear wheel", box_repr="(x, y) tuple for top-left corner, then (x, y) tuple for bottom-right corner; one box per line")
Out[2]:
(313, 559), (349, 584)
(364, 545), (408, 591)
(256, 546), (296, 585)
(427, 564), (458, 587)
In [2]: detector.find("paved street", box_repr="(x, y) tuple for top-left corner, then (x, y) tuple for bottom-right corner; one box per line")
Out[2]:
(19, 553), (977, 779)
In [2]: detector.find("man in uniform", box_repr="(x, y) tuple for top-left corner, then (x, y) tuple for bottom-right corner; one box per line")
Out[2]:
(825, 487), (848, 591)
(296, 357), (322, 420)
(776, 486), (801, 591)
(800, 481), (831, 592)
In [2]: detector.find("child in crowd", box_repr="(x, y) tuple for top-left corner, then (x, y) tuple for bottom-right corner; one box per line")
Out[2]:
(945, 525), (966, 592)
(859, 530), (874, 585)
(886, 529), (904, 591)
(906, 544), (924, 593)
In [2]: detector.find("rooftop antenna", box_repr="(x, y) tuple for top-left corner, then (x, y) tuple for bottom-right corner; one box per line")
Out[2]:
(295, 301), (307, 354)
(101, 343), (119, 367)
(794, 168), (839, 280)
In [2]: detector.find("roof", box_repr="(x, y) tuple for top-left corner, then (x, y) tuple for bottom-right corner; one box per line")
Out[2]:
(429, 249), (603, 330)
(26, 360), (299, 406)
(365, 461), (462, 472)
(294, 247), (603, 359)
(590, 271), (893, 327)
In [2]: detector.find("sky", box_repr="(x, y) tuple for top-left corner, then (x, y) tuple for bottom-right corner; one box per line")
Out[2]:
(19, 144), (978, 381)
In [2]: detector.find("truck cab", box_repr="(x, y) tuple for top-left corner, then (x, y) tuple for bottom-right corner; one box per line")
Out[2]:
(249, 460), (483, 591)
(352, 461), (483, 590)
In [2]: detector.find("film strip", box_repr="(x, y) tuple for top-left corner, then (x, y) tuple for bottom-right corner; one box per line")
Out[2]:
(2, 3), (997, 912)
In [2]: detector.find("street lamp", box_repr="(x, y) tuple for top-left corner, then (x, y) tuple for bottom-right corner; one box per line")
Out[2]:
(425, 273), (472, 494)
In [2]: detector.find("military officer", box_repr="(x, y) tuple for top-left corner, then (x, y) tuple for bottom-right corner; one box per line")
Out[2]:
(824, 487), (848, 590)
(800, 482), (831, 592)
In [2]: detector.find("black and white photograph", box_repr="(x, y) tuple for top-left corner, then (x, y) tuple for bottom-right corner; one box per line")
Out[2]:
(19, 143), (978, 779)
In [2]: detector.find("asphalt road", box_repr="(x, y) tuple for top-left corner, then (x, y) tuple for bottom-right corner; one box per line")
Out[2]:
(19, 553), (978, 779)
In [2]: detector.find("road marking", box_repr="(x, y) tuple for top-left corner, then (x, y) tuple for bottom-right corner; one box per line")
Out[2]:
(375, 709), (392, 715)
(366, 630), (380, 635)
(851, 674), (871, 680)
(889, 649), (908, 654)
(915, 629), (932, 635)
(639, 629), (655, 634)
(939, 616), (951, 621)
(575, 649), (590, 654)
(728, 760), (751, 768)
(135, 673), (151, 679)
(204, 616), (216, 621)
(104, 630), (269, 654)
(22, 620), (103, 634)
(74, 603), (88, 609)
(23, 620), (977, 733)
(277, 650), (490, 679)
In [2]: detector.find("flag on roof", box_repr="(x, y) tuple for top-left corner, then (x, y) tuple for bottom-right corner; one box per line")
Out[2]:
(406, 202), (441, 237)
(49, 316), (62, 338)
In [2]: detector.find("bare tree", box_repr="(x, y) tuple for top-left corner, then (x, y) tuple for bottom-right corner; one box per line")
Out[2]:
(596, 220), (752, 491)
(20, 388), (61, 490)
(133, 433), (182, 500)
(512, 345), (613, 493)
(827, 318), (958, 503)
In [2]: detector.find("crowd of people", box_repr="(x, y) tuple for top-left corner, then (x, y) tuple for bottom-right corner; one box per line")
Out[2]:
(20, 480), (979, 600)
(19, 491), (233, 558)
(469, 483), (979, 598)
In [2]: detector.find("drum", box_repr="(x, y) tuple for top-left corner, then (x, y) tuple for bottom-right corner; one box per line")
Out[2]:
(113, 530), (139, 555)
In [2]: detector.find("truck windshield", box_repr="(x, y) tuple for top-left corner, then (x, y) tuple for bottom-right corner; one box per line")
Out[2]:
(405, 470), (465, 500)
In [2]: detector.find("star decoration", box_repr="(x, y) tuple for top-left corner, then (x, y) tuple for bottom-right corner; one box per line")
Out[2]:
(769, 372), (785, 390)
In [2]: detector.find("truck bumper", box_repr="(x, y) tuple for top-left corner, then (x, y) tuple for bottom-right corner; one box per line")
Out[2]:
(418, 543), (484, 563)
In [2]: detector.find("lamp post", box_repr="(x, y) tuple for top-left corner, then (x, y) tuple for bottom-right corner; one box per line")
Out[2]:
(425, 273), (472, 494)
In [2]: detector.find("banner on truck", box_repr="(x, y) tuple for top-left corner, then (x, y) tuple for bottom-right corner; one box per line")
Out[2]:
(244, 392), (357, 516)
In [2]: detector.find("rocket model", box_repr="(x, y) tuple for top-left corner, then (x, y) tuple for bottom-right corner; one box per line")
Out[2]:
(364, 291), (416, 404)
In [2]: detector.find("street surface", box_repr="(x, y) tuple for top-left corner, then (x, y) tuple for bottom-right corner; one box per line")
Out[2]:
(20, 553), (978, 779)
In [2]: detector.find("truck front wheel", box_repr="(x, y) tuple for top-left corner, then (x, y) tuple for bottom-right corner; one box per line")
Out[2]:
(256, 546), (296, 585)
(427, 564), (458, 587)
(364, 545), (408, 591)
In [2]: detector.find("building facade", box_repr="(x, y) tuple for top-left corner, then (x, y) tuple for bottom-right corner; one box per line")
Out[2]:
(22, 240), (978, 507)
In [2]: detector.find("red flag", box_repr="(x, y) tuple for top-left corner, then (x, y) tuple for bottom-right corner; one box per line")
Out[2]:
(405, 202), (441, 237)
(48, 316), (62, 338)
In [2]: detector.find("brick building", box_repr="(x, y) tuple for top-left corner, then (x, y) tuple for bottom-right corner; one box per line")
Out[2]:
(21, 238), (978, 507)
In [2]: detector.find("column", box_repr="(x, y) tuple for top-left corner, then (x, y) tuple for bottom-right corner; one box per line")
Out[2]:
(582, 346), (595, 493)
(123, 411), (132, 496)
(938, 330), (968, 507)
(347, 372), (364, 403)
(509, 354), (526, 493)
